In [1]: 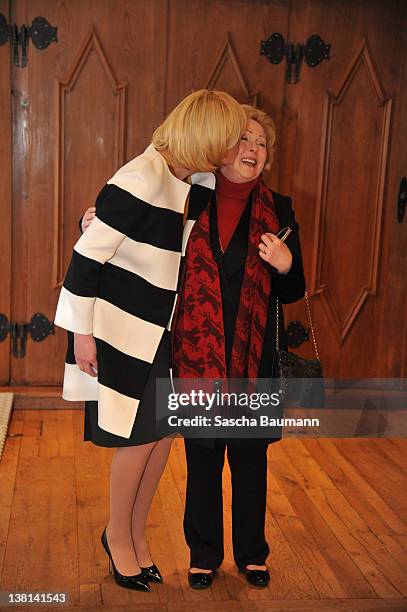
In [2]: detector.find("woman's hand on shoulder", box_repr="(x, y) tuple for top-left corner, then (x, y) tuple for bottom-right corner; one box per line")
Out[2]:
(74, 333), (98, 377)
(258, 232), (293, 274)
(81, 207), (96, 232)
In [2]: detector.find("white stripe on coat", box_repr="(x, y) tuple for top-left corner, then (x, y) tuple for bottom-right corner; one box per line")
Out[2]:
(108, 237), (181, 291)
(74, 216), (125, 264)
(107, 144), (191, 214)
(54, 287), (96, 335)
(97, 383), (140, 438)
(182, 220), (195, 257)
(62, 362), (98, 401)
(93, 298), (164, 362)
(166, 295), (178, 331)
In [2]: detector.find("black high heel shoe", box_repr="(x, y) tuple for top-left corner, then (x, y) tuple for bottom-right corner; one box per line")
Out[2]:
(101, 528), (150, 592)
(140, 564), (163, 583)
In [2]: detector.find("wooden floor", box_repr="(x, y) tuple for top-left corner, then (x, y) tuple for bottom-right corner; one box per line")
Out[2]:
(0, 409), (406, 612)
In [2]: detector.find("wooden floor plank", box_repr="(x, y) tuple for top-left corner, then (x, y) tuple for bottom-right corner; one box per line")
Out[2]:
(269, 442), (358, 599)
(265, 447), (325, 600)
(368, 438), (407, 469)
(0, 410), (23, 580)
(331, 439), (407, 520)
(0, 410), (79, 604)
(280, 439), (407, 597)
(1, 412), (407, 610)
(302, 438), (407, 536)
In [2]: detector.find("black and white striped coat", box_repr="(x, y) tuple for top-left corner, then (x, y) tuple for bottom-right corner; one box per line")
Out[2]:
(55, 145), (214, 438)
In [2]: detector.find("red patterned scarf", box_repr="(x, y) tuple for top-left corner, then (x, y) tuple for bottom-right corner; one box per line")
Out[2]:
(173, 179), (279, 381)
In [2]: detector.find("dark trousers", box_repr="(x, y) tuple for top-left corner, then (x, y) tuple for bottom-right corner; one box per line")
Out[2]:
(183, 439), (270, 569)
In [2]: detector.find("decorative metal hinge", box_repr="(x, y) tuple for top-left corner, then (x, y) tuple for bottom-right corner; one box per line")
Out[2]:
(260, 32), (330, 84)
(0, 13), (57, 67)
(0, 313), (55, 358)
(286, 321), (310, 349)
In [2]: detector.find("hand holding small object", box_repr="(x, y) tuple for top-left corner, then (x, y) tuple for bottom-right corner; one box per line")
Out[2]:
(258, 230), (293, 274)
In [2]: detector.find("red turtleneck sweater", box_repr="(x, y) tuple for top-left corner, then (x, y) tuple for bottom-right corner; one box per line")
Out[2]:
(216, 172), (259, 252)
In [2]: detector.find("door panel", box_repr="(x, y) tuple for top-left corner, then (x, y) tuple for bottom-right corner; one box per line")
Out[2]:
(0, 0), (12, 383)
(9, 0), (165, 384)
(278, 0), (407, 378)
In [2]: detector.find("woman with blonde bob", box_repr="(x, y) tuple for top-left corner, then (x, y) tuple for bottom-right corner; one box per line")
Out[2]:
(55, 90), (246, 593)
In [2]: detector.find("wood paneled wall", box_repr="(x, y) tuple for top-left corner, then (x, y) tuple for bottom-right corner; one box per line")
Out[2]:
(0, 0), (406, 386)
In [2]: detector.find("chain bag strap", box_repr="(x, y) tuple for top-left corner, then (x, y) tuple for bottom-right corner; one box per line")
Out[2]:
(273, 289), (325, 408)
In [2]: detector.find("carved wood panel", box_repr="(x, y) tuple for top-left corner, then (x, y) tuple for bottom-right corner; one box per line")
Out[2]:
(55, 28), (127, 287)
(314, 40), (392, 344)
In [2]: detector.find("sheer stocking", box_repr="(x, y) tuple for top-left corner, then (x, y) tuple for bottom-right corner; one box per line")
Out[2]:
(131, 436), (174, 566)
(105, 442), (155, 575)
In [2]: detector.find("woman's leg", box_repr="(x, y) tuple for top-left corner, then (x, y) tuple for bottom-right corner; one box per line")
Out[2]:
(184, 439), (226, 572)
(106, 442), (156, 575)
(131, 436), (174, 566)
(227, 443), (270, 570)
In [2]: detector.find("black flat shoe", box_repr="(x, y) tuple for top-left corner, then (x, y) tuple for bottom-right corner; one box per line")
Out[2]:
(239, 567), (270, 587)
(101, 528), (150, 592)
(188, 570), (216, 589)
(140, 564), (163, 583)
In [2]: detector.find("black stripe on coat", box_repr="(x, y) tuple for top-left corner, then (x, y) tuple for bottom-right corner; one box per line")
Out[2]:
(64, 250), (102, 297)
(98, 263), (176, 327)
(95, 338), (153, 399)
(188, 184), (212, 220)
(97, 184), (183, 252)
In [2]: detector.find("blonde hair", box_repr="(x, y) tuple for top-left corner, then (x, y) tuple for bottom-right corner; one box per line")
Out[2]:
(241, 104), (276, 171)
(152, 90), (246, 172)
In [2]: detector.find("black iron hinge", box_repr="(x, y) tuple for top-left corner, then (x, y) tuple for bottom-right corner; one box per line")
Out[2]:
(260, 32), (330, 84)
(0, 13), (57, 67)
(0, 313), (55, 358)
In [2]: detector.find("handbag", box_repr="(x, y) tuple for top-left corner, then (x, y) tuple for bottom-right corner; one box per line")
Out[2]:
(272, 290), (325, 408)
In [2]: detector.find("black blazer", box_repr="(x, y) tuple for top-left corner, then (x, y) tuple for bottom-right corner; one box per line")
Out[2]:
(210, 188), (306, 380)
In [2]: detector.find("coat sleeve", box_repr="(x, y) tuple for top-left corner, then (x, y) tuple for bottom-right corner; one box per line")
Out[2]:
(55, 184), (143, 334)
(271, 195), (306, 304)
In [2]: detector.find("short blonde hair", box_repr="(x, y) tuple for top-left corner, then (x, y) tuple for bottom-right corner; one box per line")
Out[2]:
(152, 90), (246, 172)
(241, 104), (276, 171)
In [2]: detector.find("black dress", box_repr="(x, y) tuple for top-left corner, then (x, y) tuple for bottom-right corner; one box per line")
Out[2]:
(84, 330), (173, 447)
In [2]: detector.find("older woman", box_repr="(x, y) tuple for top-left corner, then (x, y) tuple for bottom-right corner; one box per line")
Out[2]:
(172, 105), (306, 588)
(55, 90), (246, 592)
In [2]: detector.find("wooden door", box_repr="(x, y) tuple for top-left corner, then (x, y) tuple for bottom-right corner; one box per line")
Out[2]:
(5, 0), (166, 385)
(1, 0), (406, 389)
(278, 0), (407, 378)
(0, 0), (12, 384)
